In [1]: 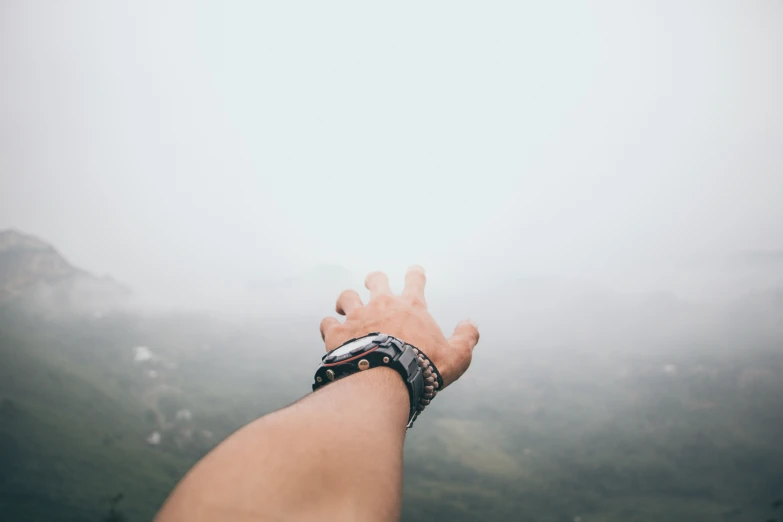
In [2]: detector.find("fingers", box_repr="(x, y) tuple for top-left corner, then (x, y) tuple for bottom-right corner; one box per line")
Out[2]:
(365, 271), (392, 299)
(443, 319), (480, 387)
(402, 265), (427, 302)
(448, 319), (480, 353)
(336, 289), (364, 316)
(319, 316), (340, 343)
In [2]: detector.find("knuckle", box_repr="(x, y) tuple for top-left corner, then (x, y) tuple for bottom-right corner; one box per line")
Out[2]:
(453, 338), (473, 357)
(453, 349), (473, 375)
(325, 323), (343, 340)
(461, 325), (479, 342)
(375, 293), (393, 306)
(336, 289), (353, 303)
(408, 296), (426, 308)
(336, 290), (361, 314)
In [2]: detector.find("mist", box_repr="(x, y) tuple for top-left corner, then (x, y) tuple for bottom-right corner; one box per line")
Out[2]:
(2, 1), (781, 310)
(1, 4), (783, 521)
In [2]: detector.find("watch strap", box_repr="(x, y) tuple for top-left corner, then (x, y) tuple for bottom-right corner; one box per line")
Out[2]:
(313, 333), (442, 428)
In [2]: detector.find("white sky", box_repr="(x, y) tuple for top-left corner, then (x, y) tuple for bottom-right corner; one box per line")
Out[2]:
(1, 1), (781, 306)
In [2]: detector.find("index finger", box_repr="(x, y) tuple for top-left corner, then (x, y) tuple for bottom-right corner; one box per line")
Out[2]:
(365, 271), (392, 299)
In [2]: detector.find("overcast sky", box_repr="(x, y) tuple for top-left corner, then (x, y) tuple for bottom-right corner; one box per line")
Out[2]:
(1, 1), (781, 307)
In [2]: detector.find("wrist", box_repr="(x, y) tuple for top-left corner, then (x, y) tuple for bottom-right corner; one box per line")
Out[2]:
(313, 333), (443, 428)
(313, 365), (409, 430)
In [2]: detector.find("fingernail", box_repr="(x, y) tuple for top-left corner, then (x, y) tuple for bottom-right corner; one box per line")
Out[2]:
(408, 265), (425, 274)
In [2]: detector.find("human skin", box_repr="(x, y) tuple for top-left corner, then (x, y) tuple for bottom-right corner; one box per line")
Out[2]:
(155, 266), (480, 522)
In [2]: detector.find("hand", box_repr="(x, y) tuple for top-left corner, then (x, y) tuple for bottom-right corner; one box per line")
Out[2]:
(319, 266), (480, 388)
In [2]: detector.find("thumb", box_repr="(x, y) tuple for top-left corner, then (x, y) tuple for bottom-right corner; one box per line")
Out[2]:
(442, 319), (480, 386)
(448, 319), (480, 354)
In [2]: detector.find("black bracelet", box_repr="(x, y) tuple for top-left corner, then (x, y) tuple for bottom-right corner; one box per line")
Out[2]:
(312, 333), (443, 428)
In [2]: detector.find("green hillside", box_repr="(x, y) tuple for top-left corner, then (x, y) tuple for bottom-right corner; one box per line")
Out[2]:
(0, 309), (189, 522)
(1, 302), (782, 522)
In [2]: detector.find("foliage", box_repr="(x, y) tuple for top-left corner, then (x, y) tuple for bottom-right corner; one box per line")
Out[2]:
(0, 300), (782, 522)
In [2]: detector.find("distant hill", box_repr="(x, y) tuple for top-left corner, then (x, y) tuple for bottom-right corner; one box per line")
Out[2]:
(0, 230), (130, 313)
(1, 231), (782, 521)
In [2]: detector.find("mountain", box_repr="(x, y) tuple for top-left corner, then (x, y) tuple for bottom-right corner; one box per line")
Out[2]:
(0, 230), (130, 313)
(1, 233), (782, 521)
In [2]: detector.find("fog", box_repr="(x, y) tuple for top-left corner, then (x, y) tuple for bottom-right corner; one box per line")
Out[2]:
(3, 5), (783, 521)
(1, 1), (782, 310)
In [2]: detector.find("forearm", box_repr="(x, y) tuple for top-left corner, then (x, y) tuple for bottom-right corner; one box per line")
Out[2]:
(155, 366), (409, 522)
(155, 266), (481, 521)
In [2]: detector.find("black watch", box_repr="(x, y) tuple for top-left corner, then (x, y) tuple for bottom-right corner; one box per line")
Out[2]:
(312, 333), (443, 428)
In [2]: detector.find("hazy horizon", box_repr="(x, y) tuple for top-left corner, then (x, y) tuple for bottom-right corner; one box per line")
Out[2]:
(2, 1), (782, 308)
(2, 6), (783, 519)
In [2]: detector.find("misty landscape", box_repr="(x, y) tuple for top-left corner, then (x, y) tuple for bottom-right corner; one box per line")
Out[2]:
(2, 2), (783, 521)
(1, 229), (781, 522)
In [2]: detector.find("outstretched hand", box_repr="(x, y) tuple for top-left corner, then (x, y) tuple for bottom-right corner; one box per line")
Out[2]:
(157, 265), (474, 522)
(319, 266), (480, 388)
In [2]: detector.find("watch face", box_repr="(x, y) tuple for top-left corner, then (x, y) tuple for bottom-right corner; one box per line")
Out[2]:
(329, 336), (374, 358)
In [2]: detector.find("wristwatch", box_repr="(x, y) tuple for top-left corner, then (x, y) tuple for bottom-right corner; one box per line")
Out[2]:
(312, 333), (443, 428)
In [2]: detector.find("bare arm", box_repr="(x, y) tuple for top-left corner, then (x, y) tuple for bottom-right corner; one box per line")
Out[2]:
(155, 267), (480, 522)
(155, 366), (409, 522)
